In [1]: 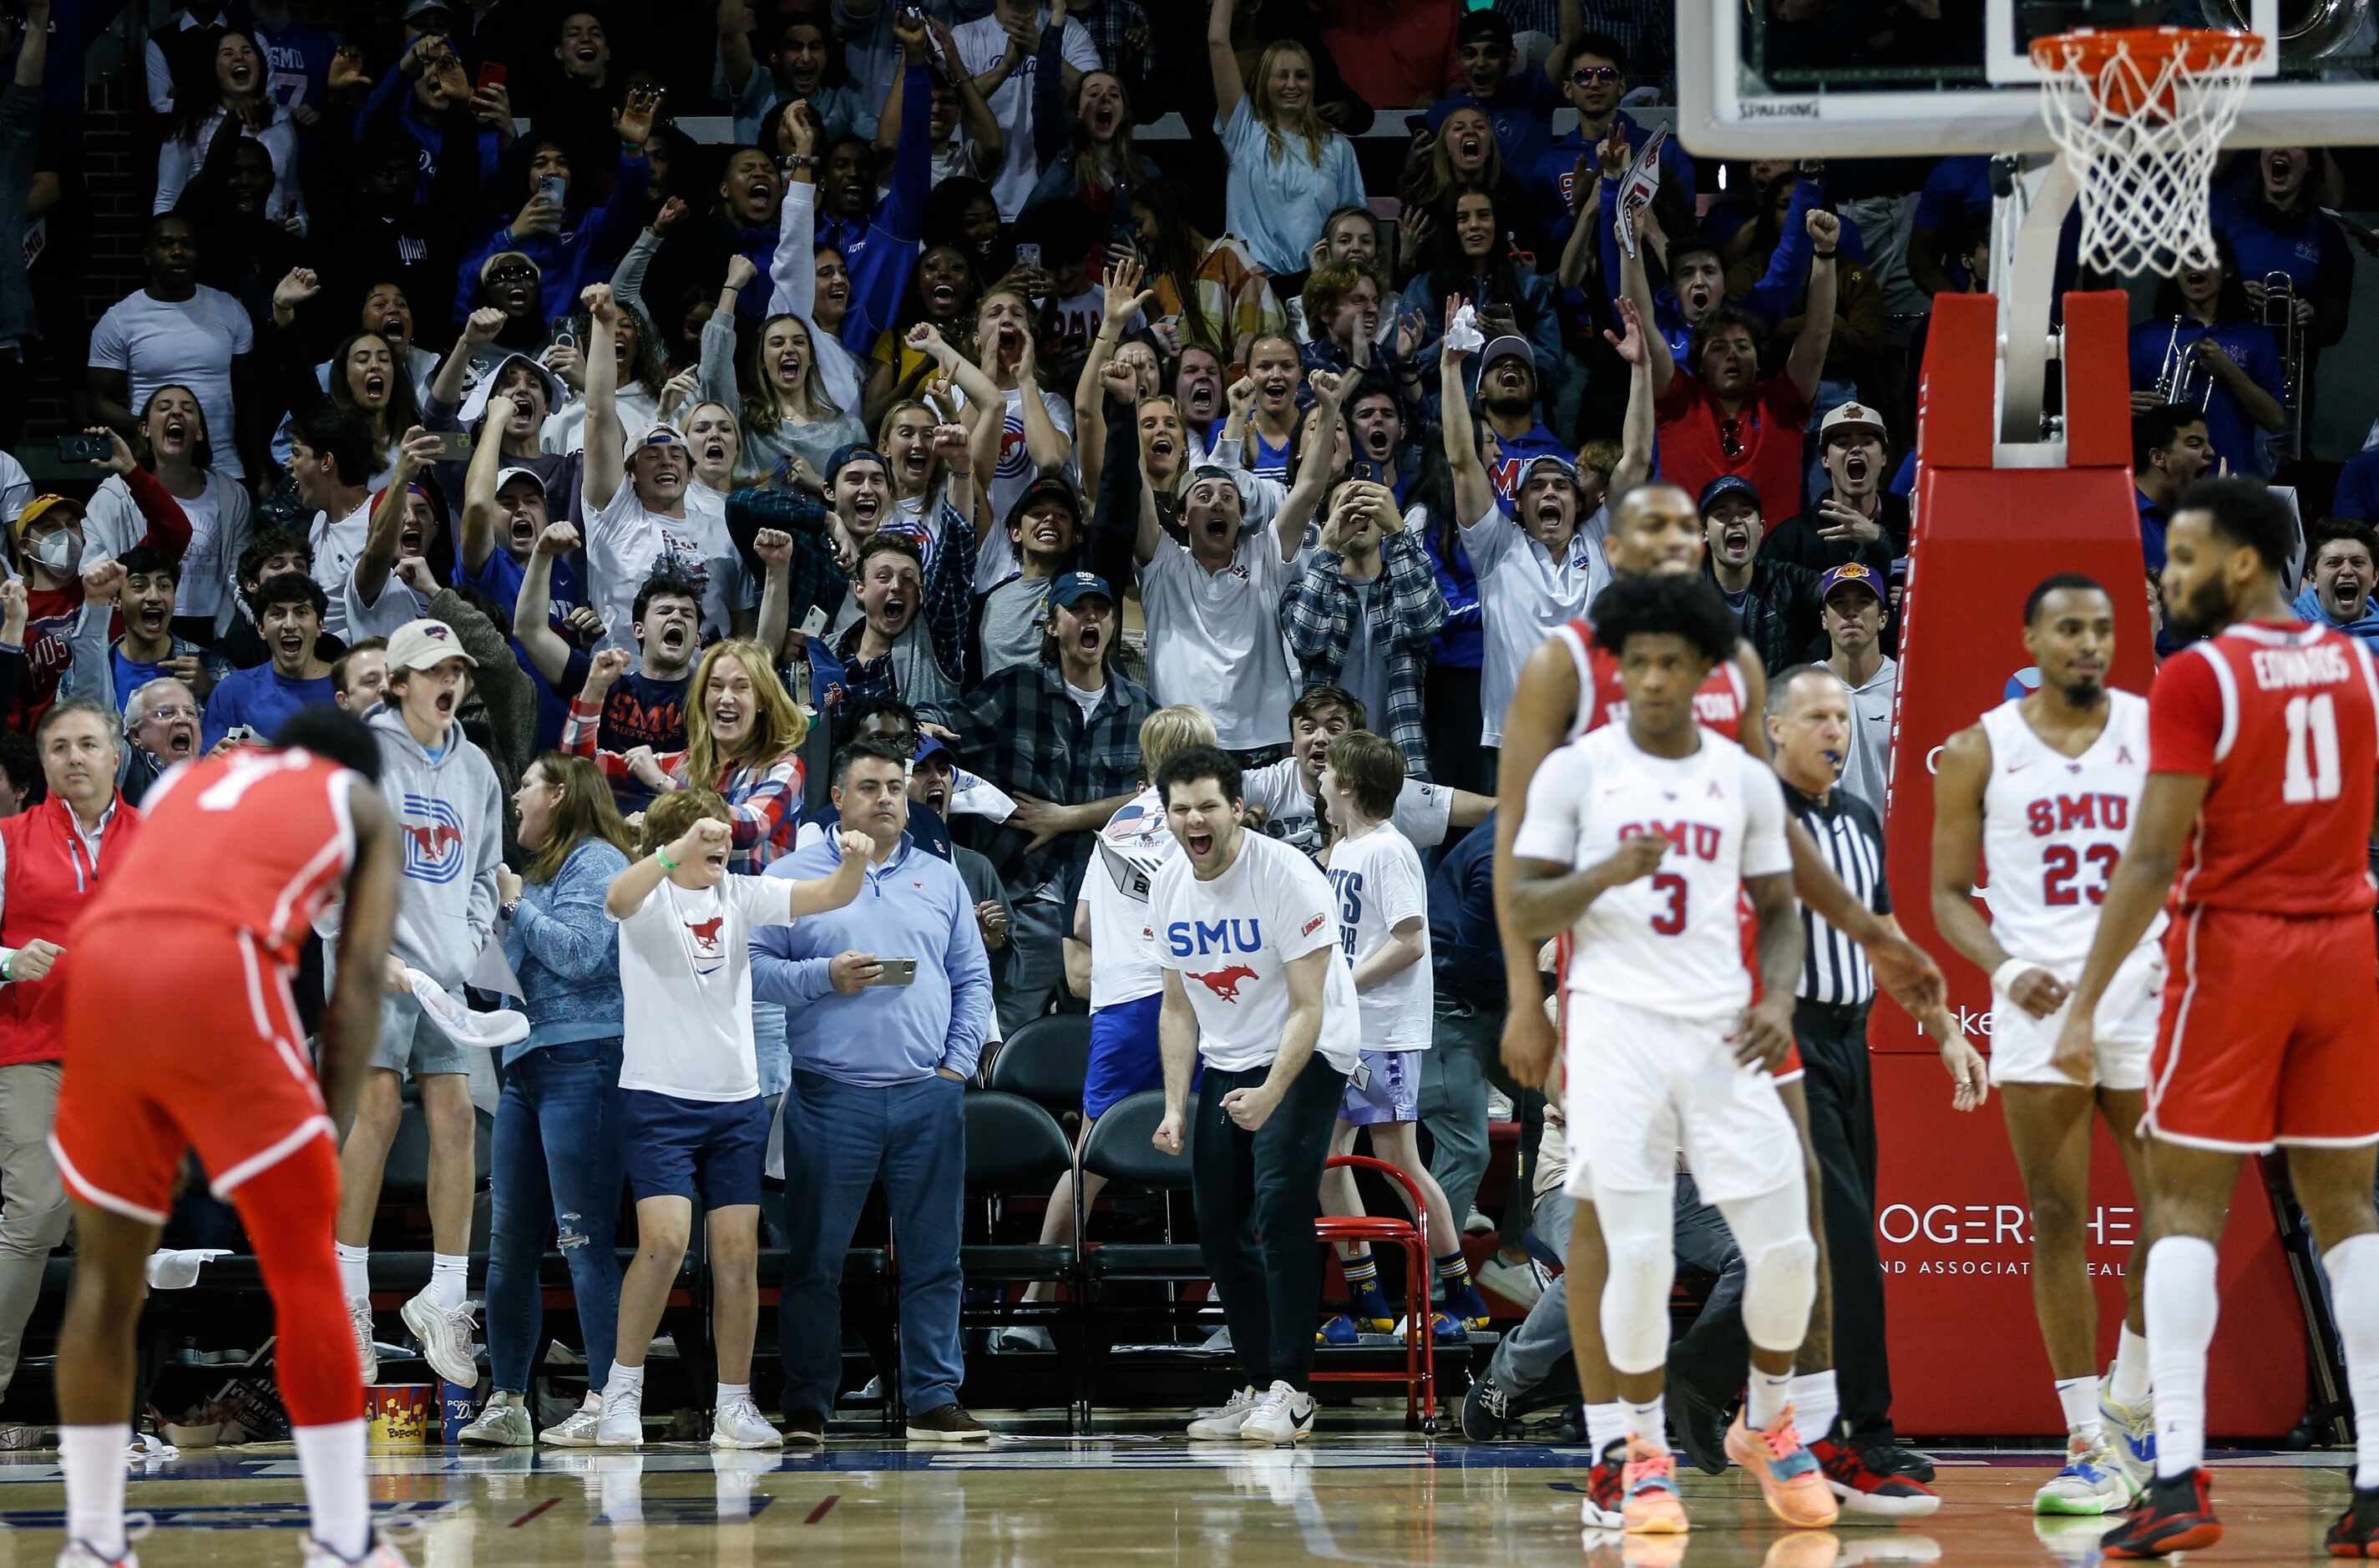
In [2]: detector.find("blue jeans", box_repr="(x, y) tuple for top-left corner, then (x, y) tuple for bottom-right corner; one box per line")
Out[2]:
(778, 1069), (967, 1416)
(485, 1039), (627, 1395)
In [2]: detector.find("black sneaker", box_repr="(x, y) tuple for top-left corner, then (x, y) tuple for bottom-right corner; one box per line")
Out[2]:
(1853, 1432), (1938, 1483)
(2101, 1467), (2222, 1558)
(2325, 1483), (2379, 1556)
(1668, 1380), (1732, 1477)
(1460, 1369), (1520, 1441)
(904, 1402), (990, 1442)
(783, 1409), (825, 1449)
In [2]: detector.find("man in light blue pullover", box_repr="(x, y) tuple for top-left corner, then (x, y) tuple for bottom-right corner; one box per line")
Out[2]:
(752, 735), (993, 1446)
(2294, 518), (2379, 656)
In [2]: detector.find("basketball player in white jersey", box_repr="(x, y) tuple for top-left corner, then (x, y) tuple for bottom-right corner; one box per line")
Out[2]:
(1931, 573), (2161, 1513)
(1509, 573), (1833, 1534)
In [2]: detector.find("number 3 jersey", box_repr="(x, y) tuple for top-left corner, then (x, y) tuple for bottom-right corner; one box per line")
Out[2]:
(2149, 621), (2379, 916)
(1978, 689), (2165, 964)
(1513, 724), (1790, 1024)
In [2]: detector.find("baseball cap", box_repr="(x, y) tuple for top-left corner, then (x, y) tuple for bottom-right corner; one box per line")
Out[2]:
(914, 735), (954, 768)
(404, 0), (459, 18)
(1820, 563), (1884, 604)
(1455, 9), (1516, 48)
(828, 443), (888, 483)
(1819, 401), (1888, 444)
(494, 466), (546, 495)
(1697, 473), (1761, 517)
(386, 619), (478, 674)
(630, 422), (689, 458)
(1049, 571), (1115, 609)
(1005, 475), (1084, 534)
(13, 494), (82, 539)
(478, 250), (540, 287)
(457, 352), (564, 430)
(1520, 453), (1579, 489)
(1479, 336), (1533, 373)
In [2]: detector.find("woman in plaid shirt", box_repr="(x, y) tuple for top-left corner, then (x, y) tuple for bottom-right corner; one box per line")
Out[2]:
(562, 636), (810, 871)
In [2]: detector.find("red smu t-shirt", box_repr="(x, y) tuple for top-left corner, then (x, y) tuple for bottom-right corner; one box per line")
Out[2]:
(1653, 371), (1813, 526)
(2147, 620), (2379, 916)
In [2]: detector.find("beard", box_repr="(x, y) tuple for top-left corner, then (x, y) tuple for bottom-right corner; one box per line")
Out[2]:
(2059, 675), (2104, 706)
(1483, 392), (1534, 420)
(2164, 574), (2234, 645)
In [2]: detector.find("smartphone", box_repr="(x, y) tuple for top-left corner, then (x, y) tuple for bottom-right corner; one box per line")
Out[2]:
(55, 433), (109, 464)
(427, 431), (476, 462)
(223, 725), (261, 746)
(866, 958), (919, 988)
(536, 174), (566, 205)
(549, 327), (577, 353)
(476, 61), (507, 93)
(1015, 242), (1042, 271)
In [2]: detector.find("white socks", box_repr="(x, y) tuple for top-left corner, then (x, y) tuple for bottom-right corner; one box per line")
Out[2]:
(1747, 1366), (1793, 1432)
(2324, 1233), (2379, 1490)
(1585, 1401), (1626, 1457)
(2056, 1374), (2103, 1441)
(291, 1418), (369, 1560)
(428, 1253), (468, 1312)
(61, 1423), (129, 1556)
(2111, 1323), (2154, 1406)
(2146, 1235), (2220, 1479)
(1791, 1368), (1839, 1446)
(716, 1380), (750, 1409)
(608, 1362), (646, 1400)
(336, 1243), (370, 1304)
(1622, 1396), (1665, 1450)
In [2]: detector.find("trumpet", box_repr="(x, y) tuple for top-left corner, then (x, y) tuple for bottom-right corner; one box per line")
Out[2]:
(2261, 270), (2304, 462)
(2151, 315), (2210, 412)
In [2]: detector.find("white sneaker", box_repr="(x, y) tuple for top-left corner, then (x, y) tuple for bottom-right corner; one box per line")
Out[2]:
(1187, 1386), (1263, 1440)
(1239, 1380), (1317, 1445)
(300, 1535), (411, 1567)
(1461, 1211), (1497, 1236)
(2098, 1373), (2157, 1492)
(348, 1299), (378, 1387)
(539, 1400), (603, 1448)
(399, 1290), (479, 1388)
(2032, 1433), (2136, 1515)
(1486, 1087), (1516, 1121)
(457, 1394), (531, 1448)
(711, 1396), (784, 1449)
(594, 1388), (644, 1448)
(1479, 1256), (1544, 1310)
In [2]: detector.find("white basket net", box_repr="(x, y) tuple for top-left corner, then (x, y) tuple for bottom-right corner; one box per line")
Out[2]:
(2031, 27), (2263, 278)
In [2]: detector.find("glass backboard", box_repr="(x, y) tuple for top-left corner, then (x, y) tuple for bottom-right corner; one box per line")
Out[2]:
(1676, 0), (2378, 159)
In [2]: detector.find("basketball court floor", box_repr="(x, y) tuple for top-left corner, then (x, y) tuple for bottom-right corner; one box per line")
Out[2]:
(0, 1423), (2354, 1565)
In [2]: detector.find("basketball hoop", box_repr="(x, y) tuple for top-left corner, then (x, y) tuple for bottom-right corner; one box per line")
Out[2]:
(2029, 26), (2265, 278)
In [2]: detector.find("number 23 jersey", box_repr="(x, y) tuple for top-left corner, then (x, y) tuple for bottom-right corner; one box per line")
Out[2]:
(1978, 688), (2164, 964)
(2151, 621), (2379, 916)
(1513, 724), (1791, 1024)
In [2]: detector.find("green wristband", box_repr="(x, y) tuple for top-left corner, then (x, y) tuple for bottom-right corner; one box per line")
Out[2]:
(655, 850), (680, 872)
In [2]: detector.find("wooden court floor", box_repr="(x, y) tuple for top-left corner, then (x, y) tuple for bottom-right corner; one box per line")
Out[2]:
(0, 1423), (2356, 1565)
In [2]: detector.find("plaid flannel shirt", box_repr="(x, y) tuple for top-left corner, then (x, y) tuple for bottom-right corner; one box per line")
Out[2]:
(1278, 528), (1448, 778)
(919, 660), (1155, 897)
(726, 488), (977, 685)
(559, 697), (807, 870)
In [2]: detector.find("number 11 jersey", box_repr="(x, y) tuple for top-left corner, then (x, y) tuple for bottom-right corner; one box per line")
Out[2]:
(1513, 723), (1791, 1025)
(1979, 688), (2164, 964)
(2150, 621), (2379, 916)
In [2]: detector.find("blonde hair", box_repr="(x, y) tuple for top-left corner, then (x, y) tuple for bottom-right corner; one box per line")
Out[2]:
(683, 640), (808, 789)
(522, 753), (635, 886)
(641, 787), (731, 857)
(1248, 41), (1330, 169)
(1139, 705), (1219, 784)
(738, 313), (843, 440)
(873, 398), (944, 502)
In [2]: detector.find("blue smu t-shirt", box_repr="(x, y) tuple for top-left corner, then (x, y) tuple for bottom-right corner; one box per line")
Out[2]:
(200, 665), (336, 750)
(596, 668), (692, 814)
(458, 547), (589, 751)
(109, 648), (170, 715)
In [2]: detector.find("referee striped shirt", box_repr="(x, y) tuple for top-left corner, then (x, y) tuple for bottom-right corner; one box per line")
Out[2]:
(1779, 779), (1889, 1008)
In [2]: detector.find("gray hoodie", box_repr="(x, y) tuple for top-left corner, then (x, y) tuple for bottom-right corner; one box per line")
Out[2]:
(367, 702), (506, 989)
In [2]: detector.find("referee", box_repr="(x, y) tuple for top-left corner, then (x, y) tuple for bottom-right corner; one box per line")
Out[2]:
(1765, 665), (1929, 1479)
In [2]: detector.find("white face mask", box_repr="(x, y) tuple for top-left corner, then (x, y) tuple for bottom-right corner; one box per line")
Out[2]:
(27, 530), (78, 575)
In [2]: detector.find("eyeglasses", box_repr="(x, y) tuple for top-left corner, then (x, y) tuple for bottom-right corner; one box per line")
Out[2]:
(1570, 66), (1621, 85)
(485, 264), (537, 285)
(142, 705), (196, 724)
(1719, 417), (1746, 461)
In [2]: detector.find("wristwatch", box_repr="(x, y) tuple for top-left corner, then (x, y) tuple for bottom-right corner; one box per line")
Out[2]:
(499, 898), (523, 923)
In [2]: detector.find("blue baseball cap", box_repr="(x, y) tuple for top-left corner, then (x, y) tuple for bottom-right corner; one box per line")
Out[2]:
(914, 735), (953, 766)
(1819, 562), (1884, 603)
(1697, 473), (1761, 517)
(827, 443), (888, 483)
(1049, 571), (1115, 609)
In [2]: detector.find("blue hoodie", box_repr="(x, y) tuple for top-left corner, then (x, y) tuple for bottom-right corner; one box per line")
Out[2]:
(749, 829), (992, 1085)
(817, 58), (932, 355)
(458, 150), (652, 328)
(2293, 584), (2379, 655)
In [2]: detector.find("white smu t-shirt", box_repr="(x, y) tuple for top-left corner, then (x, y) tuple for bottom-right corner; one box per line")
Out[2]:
(309, 498), (372, 640)
(1140, 531), (1298, 751)
(1325, 824), (1432, 1051)
(1514, 725), (1791, 1024)
(956, 385), (1077, 594)
(1080, 787), (1177, 1010)
(88, 286), (257, 480)
(341, 569), (428, 642)
(942, 8), (1101, 218)
(584, 479), (748, 653)
(1241, 756), (1455, 855)
(1150, 830), (1360, 1075)
(1461, 502), (1612, 746)
(612, 873), (792, 1101)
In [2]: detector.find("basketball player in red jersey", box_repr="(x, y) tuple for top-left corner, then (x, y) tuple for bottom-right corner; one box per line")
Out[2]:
(1495, 476), (1959, 1524)
(48, 708), (408, 1568)
(2060, 479), (2379, 1560)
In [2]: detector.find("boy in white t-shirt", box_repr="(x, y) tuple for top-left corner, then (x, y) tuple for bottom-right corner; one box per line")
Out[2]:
(1313, 732), (1490, 1348)
(595, 789), (868, 1451)
(1149, 745), (1359, 1446)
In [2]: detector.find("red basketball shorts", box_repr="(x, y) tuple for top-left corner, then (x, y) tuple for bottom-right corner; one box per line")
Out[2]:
(50, 919), (334, 1225)
(2146, 906), (2379, 1153)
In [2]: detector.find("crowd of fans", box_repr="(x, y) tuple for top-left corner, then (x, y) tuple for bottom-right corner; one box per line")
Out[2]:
(0, 0), (2364, 1442)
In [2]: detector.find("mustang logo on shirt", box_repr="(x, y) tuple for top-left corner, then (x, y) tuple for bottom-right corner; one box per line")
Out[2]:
(686, 915), (726, 949)
(398, 797), (468, 884)
(1189, 964), (1259, 1003)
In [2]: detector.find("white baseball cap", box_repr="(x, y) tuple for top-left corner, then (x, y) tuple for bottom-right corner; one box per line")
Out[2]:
(386, 619), (478, 674)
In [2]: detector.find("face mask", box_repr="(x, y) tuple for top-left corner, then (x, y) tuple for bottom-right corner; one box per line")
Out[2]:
(28, 531), (78, 575)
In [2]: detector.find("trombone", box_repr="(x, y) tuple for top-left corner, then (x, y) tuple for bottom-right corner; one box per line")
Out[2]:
(2262, 270), (2304, 462)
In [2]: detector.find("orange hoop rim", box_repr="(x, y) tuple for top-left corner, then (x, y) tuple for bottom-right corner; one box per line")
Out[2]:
(2027, 23), (2267, 84)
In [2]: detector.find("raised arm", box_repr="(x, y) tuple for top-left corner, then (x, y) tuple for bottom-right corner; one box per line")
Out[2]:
(1606, 296), (1655, 496)
(1272, 368), (1346, 560)
(1784, 207), (1840, 406)
(582, 283), (625, 512)
(768, 104), (821, 318)
(459, 384), (513, 574)
(606, 817), (730, 918)
(356, 427), (441, 608)
(930, 15), (1003, 176)
(512, 521), (580, 685)
(751, 528), (794, 656)
(1439, 297), (1495, 526)
(1207, 0), (1245, 124)
(431, 308), (508, 412)
(1014, 335), (1068, 478)
(1617, 203), (1677, 397)
(1073, 258), (1154, 505)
